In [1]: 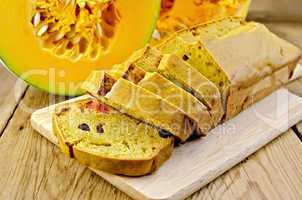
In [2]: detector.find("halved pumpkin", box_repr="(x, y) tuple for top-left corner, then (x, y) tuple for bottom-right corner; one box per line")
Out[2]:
(157, 0), (251, 37)
(0, 0), (160, 96)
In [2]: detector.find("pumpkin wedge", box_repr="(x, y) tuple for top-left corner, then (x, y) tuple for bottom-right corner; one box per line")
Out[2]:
(0, 0), (160, 96)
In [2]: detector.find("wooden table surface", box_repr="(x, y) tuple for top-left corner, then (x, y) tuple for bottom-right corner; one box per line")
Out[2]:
(1, 22), (302, 200)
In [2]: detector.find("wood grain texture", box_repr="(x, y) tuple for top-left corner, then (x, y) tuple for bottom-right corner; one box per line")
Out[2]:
(0, 65), (27, 135)
(31, 88), (302, 200)
(0, 87), (132, 200)
(189, 129), (302, 200)
(241, 129), (302, 199)
(0, 87), (56, 200)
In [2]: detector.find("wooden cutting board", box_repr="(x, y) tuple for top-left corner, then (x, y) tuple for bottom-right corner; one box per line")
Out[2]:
(31, 88), (302, 200)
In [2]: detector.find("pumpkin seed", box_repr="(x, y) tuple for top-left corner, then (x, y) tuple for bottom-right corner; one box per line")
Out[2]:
(33, 12), (41, 27)
(37, 25), (48, 36)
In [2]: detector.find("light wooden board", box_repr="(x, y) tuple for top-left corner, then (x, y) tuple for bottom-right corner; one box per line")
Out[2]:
(30, 87), (302, 200)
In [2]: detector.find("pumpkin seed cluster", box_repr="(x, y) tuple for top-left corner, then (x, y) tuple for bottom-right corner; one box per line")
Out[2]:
(31, 0), (120, 60)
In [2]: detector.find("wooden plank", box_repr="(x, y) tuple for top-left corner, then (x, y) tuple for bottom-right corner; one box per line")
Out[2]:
(188, 130), (302, 200)
(0, 87), (131, 200)
(0, 65), (27, 135)
(295, 122), (302, 140)
(248, 0), (302, 22)
(189, 186), (213, 200)
(241, 130), (302, 199)
(30, 88), (302, 200)
(34, 152), (132, 200)
(0, 87), (57, 199)
(188, 129), (302, 200)
(217, 164), (259, 199)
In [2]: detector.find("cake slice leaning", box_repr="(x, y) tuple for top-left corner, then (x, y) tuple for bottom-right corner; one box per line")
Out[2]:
(157, 54), (224, 126)
(113, 63), (214, 134)
(82, 71), (201, 142)
(159, 36), (230, 100)
(53, 98), (174, 176)
(125, 46), (224, 126)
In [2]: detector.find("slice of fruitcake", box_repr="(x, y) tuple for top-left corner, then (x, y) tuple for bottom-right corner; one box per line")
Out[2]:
(53, 98), (174, 176)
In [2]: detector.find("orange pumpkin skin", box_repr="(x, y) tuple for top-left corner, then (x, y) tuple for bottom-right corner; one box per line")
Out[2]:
(0, 0), (160, 96)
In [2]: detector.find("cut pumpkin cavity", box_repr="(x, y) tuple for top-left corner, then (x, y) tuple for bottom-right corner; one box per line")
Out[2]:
(0, 0), (160, 95)
(31, 0), (120, 60)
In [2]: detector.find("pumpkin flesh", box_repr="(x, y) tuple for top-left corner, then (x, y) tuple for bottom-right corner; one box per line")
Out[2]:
(0, 0), (160, 95)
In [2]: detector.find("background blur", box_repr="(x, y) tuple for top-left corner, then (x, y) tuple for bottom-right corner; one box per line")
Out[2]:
(249, 0), (302, 49)
(249, 0), (302, 22)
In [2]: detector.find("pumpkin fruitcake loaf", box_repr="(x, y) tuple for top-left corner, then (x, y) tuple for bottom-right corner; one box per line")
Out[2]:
(122, 18), (301, 121)
(53, 98), (174, 176)
(82, 71), (201, 142)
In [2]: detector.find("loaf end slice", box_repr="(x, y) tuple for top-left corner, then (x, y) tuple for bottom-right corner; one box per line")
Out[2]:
(225, 57), (300, 119)
(204, 22), (302, 119)
(205, 22), (302, 87)
(53, 98), (174, 176)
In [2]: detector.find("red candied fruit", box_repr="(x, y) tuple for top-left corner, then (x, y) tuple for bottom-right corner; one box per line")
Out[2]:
(86, 100), (110, 113)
